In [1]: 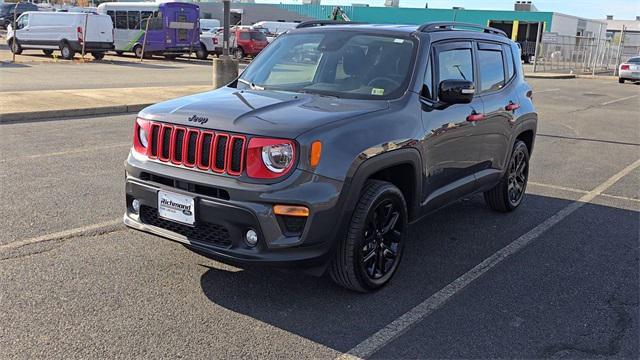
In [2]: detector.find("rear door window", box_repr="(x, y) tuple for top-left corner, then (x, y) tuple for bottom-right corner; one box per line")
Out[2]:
(477, 44), (505, 93)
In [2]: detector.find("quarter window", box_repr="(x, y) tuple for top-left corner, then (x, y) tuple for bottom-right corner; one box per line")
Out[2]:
(504, 45), (515, 80)
(478, 49), (505, 92)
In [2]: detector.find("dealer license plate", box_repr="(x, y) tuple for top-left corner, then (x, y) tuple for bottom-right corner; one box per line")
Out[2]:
(158, 190), (195, 225)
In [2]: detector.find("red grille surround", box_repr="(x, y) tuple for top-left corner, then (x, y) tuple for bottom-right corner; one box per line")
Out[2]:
(143, 121), (246, 176)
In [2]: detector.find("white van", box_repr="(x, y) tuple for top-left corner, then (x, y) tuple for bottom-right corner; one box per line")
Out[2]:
(7, 11), (114, 60)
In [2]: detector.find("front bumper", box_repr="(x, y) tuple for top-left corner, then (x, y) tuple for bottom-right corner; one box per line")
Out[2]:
(124, 151), (345, 267)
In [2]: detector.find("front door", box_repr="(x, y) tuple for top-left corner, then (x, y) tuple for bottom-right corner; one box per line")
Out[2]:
(420, 41), (485, 211)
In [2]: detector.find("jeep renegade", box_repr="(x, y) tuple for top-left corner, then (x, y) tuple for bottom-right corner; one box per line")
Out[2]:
(124, 21), (537, 292)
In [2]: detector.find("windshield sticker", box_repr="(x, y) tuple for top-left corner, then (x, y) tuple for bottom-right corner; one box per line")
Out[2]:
(372, 88), (385, 96)
(394, 39), (405, 43)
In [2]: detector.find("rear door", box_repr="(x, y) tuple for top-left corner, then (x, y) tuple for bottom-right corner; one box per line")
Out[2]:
(473, 41), (514, 186)
(420, 41), (485, 211)
(86, 15), (113, 43)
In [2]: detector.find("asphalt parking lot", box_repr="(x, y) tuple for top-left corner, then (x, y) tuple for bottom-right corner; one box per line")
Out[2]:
(0, 78), (638, 358)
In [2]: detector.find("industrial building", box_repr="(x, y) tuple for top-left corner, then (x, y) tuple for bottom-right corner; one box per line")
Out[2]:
(195, 1), (607, 41)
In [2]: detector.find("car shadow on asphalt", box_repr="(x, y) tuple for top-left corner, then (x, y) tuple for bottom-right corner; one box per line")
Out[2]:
(0, 61), (30, 68)
(196, 192), (640, 353)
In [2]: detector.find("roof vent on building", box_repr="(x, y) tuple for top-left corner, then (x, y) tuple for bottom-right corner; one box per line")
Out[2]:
(606, 15), (614, 20)
(514, 1), (537, 12)
(636, 16), (640, 21)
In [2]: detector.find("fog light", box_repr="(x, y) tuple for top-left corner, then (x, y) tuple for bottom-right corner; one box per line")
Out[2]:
(245, 229), (258, 247)
(131, 199), (141, 213)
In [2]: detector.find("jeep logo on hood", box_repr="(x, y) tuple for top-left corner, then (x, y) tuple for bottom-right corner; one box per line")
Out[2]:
(188, 115), (208, 125)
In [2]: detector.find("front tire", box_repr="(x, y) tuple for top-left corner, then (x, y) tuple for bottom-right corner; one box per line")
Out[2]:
(233, 47), (244, 60)
(133, 44), (144, 59)
(484, 140), (530, 212)
(329, 180), (407, 292)
(9, 39), (22, 55)
(619, 78), (625, 84)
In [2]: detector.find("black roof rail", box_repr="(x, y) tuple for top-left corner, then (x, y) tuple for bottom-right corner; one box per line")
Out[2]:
(295, 20), (368, 29)
(417, 22), (507, 37)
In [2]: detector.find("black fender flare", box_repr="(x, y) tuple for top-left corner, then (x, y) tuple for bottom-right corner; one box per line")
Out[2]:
(342, 148), (423, 221)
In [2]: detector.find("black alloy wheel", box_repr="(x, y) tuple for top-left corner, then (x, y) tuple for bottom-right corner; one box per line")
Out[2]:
(330, 180), (407, 292)
(484, 140), (530, 212)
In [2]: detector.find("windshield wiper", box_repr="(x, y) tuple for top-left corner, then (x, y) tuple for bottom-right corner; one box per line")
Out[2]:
(238, 78), (264, 91)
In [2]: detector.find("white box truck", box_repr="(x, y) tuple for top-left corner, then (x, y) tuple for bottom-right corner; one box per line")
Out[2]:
(7, 11), (114, 60)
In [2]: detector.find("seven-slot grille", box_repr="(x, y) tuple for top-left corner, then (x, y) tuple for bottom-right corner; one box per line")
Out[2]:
(147, 122), (246, 176)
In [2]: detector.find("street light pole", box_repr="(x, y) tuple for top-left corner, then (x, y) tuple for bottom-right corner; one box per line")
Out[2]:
(211, 0), (238, 88)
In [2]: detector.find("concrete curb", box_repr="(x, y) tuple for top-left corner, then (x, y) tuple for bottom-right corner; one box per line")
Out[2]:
(0, 103), (152, 124)
(524, 73), (576, 79)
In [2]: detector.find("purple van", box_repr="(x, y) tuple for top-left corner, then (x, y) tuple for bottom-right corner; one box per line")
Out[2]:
(99, 2), (200, 59)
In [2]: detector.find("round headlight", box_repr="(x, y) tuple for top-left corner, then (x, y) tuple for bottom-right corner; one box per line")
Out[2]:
(261, 143), (293, 173)
(138, 125), (148, 148)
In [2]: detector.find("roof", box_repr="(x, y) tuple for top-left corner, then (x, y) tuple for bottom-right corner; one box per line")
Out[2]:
(606, 19), (640, 33)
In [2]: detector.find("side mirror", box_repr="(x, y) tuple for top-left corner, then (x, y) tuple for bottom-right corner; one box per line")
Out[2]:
(438, 79), (475, 105)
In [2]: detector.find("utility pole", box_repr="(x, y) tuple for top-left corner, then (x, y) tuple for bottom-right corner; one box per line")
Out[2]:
(11, 1), (19, 63)
(212, 0), (238, 88)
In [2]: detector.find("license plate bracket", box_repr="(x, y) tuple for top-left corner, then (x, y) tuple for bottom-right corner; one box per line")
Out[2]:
(157, 190), (195, 225)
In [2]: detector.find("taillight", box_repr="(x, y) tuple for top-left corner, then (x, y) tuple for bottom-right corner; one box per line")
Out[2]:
(621, 64), (630, 70)
(213, 38), (218, 45)
(133, 118), (151, 155)
(77, 26), (83, 43)
(246, 138), (296, 179)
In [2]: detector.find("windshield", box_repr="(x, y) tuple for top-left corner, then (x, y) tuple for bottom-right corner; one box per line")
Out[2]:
(237, 31), (416, 100)
(0, 4), (15, 15)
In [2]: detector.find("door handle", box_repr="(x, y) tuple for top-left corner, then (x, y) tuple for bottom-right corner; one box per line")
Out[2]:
(505, 102), (520, 111)
(466, 113), (486, 122)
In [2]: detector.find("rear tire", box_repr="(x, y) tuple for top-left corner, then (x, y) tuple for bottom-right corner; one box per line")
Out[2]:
(60, 42), (75, 60)
(133, 44), (144, 59)
(9, 39), (22, 55)
(329, 180), (407, 292)
(91, 52), (105, 60)
(196, 43), (208, 60)
(484, 140), (530, 212)
(42, 49), (53, 56)
(619, 78), (625, 84)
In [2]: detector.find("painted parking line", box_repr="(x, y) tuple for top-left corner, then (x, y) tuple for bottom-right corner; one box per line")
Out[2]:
(601, 94), (639, 106)
(0, 219), (122, 252)
(529, 181), (640, 203)
(2, 143), (130, 161)
(534, 88), (560, 94)
(337, 158), (640, 360)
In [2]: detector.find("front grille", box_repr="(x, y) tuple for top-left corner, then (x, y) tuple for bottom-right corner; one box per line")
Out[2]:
(147, 122), (246, 176)
(139, 205), (232, 248)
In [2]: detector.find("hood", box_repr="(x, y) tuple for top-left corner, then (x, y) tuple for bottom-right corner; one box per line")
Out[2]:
(138, 87), (389, 139)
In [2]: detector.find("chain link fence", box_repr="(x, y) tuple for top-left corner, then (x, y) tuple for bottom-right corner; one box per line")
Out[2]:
(533, 34), (640, 74)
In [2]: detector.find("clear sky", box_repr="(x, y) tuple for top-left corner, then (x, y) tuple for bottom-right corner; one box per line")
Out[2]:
(255, 0), (640, 20)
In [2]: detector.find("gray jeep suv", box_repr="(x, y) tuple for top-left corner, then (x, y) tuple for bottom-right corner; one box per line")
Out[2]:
(124, 21), (537, 292)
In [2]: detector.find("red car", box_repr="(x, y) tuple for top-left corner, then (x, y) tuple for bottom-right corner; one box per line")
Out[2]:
(233, 28), (268, 59)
